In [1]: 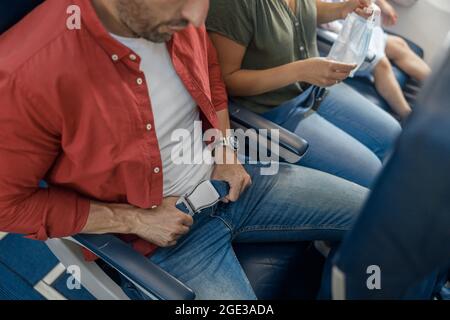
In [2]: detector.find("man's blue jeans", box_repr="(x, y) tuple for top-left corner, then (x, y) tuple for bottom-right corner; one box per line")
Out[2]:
(121, 163), (368, 300)
(263, 83), (402, 188)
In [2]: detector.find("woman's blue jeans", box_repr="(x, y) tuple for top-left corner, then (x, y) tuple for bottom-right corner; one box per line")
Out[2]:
(263, 83), (402, 188)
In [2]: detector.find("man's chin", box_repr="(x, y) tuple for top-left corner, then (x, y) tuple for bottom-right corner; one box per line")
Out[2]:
(143, 32), (173, 43)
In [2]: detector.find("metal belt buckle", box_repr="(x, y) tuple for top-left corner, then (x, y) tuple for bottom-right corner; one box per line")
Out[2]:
(177, 196), (196, 216)
(176, 180), (222, 216)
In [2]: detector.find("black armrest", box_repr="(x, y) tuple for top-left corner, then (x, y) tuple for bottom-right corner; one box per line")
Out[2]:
(73, 234), (195, 300)
(316, 28), (335, 47)
(229, 104), (309, 163)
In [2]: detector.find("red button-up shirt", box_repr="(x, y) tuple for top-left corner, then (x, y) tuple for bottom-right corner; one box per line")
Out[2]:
(0, 0), (228, 258)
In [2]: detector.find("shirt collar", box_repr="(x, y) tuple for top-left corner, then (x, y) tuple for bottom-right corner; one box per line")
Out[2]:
(73, 0), (179, 63)
(73, 0), (135, 62)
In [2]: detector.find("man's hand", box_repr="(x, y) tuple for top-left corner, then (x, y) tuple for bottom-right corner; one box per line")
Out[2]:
(84, 198), (193, 248)
(378, 0), (398, 26)
(341, 0), (373, 20)
(297, 58), (357, 87)
(211, 147), (252, 203)
(131, 198), (193, 247)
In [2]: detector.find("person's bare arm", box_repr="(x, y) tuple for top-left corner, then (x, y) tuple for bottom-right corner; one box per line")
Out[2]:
(209, 32), (357, 97)
(81, 198), (193, 247)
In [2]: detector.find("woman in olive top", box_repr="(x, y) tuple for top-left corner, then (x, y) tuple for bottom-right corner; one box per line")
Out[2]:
(206, 0), (402, 188)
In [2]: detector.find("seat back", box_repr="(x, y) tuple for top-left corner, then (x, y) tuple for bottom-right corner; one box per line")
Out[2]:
(332, 35), (450, 299)
(0, 0), (44, 35)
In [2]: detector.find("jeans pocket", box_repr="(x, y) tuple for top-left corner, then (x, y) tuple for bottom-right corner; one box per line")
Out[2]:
(206, 203), (221, 217)
(204, 202), (232, 219)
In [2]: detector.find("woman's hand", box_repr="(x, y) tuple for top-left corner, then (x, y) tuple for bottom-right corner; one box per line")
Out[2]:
(297, 58), (357, 87)
(341, 0), (373, 20)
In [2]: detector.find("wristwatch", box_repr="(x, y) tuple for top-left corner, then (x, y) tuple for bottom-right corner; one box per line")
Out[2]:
(211, 136), (240, 154)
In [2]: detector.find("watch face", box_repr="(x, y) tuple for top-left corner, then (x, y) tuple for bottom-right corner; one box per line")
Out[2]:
(226, 136), (240, 151)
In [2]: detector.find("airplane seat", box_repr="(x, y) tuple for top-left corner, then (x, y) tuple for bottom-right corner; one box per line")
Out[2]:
(1, 1), (324, 300)
(316, 29), (425, 112)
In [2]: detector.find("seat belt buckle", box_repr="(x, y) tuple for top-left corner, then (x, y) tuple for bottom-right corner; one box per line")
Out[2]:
(176, 196), (196, 217)
(176, 180), (228, 216)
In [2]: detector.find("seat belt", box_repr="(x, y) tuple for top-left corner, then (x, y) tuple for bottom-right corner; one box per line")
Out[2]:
(176, 180), (230, 216)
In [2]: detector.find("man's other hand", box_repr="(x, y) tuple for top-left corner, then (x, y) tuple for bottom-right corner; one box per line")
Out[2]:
(211, 147), (252, 203)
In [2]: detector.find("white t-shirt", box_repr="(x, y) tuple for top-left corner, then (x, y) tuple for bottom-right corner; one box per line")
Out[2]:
(111, 34), (213, 197)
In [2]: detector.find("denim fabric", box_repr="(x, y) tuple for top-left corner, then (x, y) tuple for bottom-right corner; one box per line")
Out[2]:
(261, 85), (323, 125)
(121, 163), (368, 300)
(263, 83), (402, 188)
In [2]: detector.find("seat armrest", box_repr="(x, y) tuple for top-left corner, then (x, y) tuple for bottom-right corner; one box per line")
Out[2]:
(316, 28), (336, 47)
(73, 234), (195, 300)
(229, 104), (309, 163)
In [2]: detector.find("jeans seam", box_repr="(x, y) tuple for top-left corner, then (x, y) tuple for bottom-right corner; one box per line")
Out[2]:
(318, 106), (389, 157)
(333, 113), (385, 148)
(232, 225), (351, 239)
(210, 211), (235, 234)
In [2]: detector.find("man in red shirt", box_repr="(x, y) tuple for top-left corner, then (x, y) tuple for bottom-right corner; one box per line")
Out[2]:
(0, 0), (367, 299)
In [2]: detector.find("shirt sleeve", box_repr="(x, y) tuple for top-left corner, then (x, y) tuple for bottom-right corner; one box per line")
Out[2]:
(0, 73), (90, 241)
(205, 27), (229, 112)
(206, 0), (255, 47)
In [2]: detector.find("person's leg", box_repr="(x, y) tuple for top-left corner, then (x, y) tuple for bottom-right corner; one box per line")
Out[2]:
(317, 83), (402, 161)
(286, 112), (382, 188)
(146, 210), (257, 300)
(373, 57), (412, 119)
(386, 35), (431, 82)
(218, 163), (368, 245)
(122, 163), (368, 300)
(216, 163), (368, 298)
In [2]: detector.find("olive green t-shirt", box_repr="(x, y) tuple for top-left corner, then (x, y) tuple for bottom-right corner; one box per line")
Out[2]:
(207, 0), (319, 114)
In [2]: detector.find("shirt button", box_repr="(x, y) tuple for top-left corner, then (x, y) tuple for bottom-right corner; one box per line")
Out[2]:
(146, 124), (152, 131)
(300, 46), (305, 51)
(137, 77), (143, 85)
(153, 167), (160, 174)
(111, 54), (119, 61)
(295, 22), (300, 27)
(129, 54), (137, 61)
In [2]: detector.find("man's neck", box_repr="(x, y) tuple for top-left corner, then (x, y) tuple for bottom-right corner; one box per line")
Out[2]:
(91, 0), (137, 38)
